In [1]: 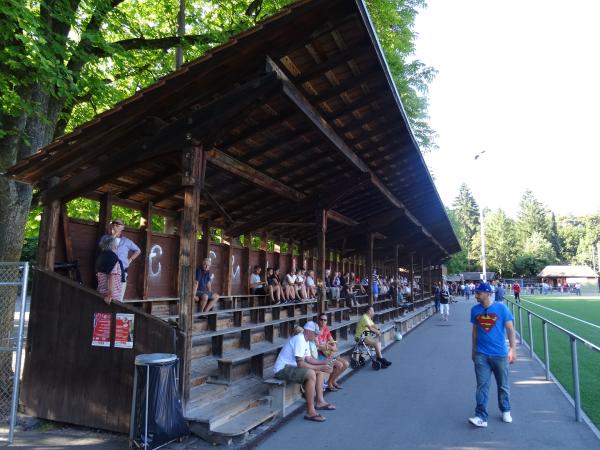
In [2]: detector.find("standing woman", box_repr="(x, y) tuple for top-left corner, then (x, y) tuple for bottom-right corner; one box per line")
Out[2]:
(95, 235), (124, 305)
(440, 283), (450, 321)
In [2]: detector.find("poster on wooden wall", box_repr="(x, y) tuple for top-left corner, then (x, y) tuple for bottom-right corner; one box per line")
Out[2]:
(92, 312), (112, 347)
(115, 313), (135, 349)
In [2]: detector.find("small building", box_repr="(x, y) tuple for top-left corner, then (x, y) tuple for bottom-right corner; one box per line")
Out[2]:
(462, 272), (496, 283)
(538, 265), (598, 288)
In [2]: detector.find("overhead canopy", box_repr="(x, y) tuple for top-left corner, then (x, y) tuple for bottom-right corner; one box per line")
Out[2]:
(8, 0), (460, 263)
(538, 266), (598, 278)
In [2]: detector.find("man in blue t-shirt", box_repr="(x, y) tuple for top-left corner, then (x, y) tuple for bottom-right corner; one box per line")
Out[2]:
(468, 282), (516, 428)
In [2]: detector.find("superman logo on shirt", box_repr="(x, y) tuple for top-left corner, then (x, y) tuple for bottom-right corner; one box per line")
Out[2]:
(476, 314), (498, 332)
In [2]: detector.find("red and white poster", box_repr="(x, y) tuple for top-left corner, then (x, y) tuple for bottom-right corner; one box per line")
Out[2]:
(92, 312), (112, 347)
(115, 313), (135, 349)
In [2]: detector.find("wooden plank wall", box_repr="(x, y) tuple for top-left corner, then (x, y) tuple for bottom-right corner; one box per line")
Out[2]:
(60, 219), (377, 299)
(20, 269), (182, 433)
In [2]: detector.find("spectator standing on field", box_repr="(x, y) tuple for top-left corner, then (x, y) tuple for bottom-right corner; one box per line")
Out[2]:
(512, 282), (521, 303)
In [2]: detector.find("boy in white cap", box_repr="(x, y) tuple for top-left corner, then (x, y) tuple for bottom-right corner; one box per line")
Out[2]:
(273, 321), (335, 422)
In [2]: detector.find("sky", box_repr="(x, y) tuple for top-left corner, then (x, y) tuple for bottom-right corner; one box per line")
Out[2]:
(413, 0), (600, 218)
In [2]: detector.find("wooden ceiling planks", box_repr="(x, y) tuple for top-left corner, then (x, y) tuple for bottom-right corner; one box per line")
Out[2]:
(9, 0), (460, 258)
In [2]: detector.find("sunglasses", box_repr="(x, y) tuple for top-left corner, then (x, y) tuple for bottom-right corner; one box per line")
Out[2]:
(318, 318), (327, 321)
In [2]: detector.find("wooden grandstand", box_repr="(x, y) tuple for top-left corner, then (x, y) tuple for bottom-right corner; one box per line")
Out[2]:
(8, 0), (460, 443)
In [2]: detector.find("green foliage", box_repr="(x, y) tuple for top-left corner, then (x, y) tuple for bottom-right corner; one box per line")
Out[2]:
(66, 197), (100, 221)
(444, 208), (468, 274)
(366, 0), (437, 150)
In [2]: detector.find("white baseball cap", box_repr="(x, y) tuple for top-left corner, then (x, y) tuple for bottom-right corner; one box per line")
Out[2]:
(303, 321), (319, 333)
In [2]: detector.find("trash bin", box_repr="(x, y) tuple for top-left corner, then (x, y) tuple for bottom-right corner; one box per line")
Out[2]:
(129, 353), (189, 449)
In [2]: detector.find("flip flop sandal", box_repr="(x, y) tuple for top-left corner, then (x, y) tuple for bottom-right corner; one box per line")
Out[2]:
(316, 403), (336, 411)
(304, 414), (326, 422)
(332, 384), (343, 390)
(326, 386), (338, 392)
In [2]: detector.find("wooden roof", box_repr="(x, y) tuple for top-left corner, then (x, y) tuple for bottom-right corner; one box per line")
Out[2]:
(538, 266), (598, 278)
(8, 0), (460, 262)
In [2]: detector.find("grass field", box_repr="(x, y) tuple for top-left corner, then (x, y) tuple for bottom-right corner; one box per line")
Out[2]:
(508, 295), (600, 428)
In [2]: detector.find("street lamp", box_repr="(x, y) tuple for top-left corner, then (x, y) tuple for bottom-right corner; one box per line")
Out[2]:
(474, 151), (487, 282)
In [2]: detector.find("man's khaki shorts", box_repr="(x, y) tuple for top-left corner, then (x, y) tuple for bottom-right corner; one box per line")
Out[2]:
(274, 365), (308, 384)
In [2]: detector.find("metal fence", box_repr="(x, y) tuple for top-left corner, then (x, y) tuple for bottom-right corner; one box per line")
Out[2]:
(0, 262), (29, 444)
(507, 298), (600, 424)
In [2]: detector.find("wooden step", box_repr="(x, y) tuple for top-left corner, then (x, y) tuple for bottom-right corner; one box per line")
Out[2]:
(211, 404), (276, 437)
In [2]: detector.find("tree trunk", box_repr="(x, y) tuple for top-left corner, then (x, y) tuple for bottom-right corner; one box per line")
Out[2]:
(0, 85), (62, 406)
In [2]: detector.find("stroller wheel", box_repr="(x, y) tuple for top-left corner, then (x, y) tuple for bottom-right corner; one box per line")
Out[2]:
(350, 358), (360, 369)
(371, 360), (381, 371)
(359, 356), (366, 367)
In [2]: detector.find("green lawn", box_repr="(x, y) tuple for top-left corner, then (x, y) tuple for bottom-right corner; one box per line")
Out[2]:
(508, 295), (600, 428)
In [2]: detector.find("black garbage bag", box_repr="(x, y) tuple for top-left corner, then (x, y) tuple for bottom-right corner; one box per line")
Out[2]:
(131, 354), (189, 449)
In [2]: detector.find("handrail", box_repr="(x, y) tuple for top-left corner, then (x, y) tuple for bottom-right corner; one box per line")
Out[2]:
(506, 299), (600, 423)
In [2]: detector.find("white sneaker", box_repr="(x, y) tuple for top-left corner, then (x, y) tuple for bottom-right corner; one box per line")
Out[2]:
(502, 412), (512, 423)
(468, 416), (488, 427)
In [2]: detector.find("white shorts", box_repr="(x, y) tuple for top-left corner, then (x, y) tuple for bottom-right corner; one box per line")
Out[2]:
(440, 303), (449, 315)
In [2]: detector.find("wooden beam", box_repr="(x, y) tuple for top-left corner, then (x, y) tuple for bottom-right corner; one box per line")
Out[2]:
(326, 209), (359, 227)
(202, 188), (234, 226)
(317, 209), (327, 313)
(118, 166), (176, 199)
(267, 57), (450, 256)
(41, 73), (281, 204)
(152, 186), (185, 205)
(139, 202), (153, 313)
(178, 145), (205, 406)
(367, 232), (374, 306)
(206, 149), (306, 202)
(225, 176), (367, 237)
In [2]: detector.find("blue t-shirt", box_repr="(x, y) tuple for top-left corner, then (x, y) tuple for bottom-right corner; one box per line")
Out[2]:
(470, 302), (514, 357)
(195, 268), (211, 292)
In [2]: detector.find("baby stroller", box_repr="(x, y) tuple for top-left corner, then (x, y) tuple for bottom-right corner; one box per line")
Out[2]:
(350, 331), (382, 370)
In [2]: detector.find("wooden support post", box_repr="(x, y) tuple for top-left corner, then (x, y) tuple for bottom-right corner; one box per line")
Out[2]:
(367, 233), (374, 305)
(409, 252), (415, 304)
(97, 192), (113, 241)
(259, 233), (268, 269)
(140, 202), (153, 313)
(395, 245), (399, 279)
(201, 220), (210, 261)
(299, 241), (306, 270)
(428, 259), (433, 297)
(242, 239), (251, 294)
(37, 181), (61, 270)
(60, 204), (74, 264)
(222, 237), (233, 296)
(317, 209), (327, 313)
(178, 145), (205, 406)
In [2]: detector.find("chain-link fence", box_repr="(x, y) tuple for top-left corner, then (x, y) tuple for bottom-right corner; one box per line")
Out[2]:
(0, 262), (29, 444)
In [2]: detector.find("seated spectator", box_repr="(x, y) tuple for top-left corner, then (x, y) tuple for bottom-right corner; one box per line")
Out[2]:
(95, 235), (123, 305)
(266, 267), (282, 304)
(306, 270), (317, 298)
(316, 314), (349, 390)
(273, 321), (336, 422)
(324, 269), (333, 299)
(340, 272), (353, 307)
(194, 258), (219, 312)
(284, 270), (297, 301)
(331, 271), (341, 300)
(295, 268), (308, 300)
(355, 305), (391, 368)
(249, 265), (267, 296)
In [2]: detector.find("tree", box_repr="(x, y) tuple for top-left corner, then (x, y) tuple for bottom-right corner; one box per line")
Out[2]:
(451, 183), (479, 269)
(475, 209), (517, 278)
(557, 215), (585, 263)
(516, 190), (552, 249)
(513, 231), (557, 277)
(1, 0), (436, 263)
(444, 208), (468, 274)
